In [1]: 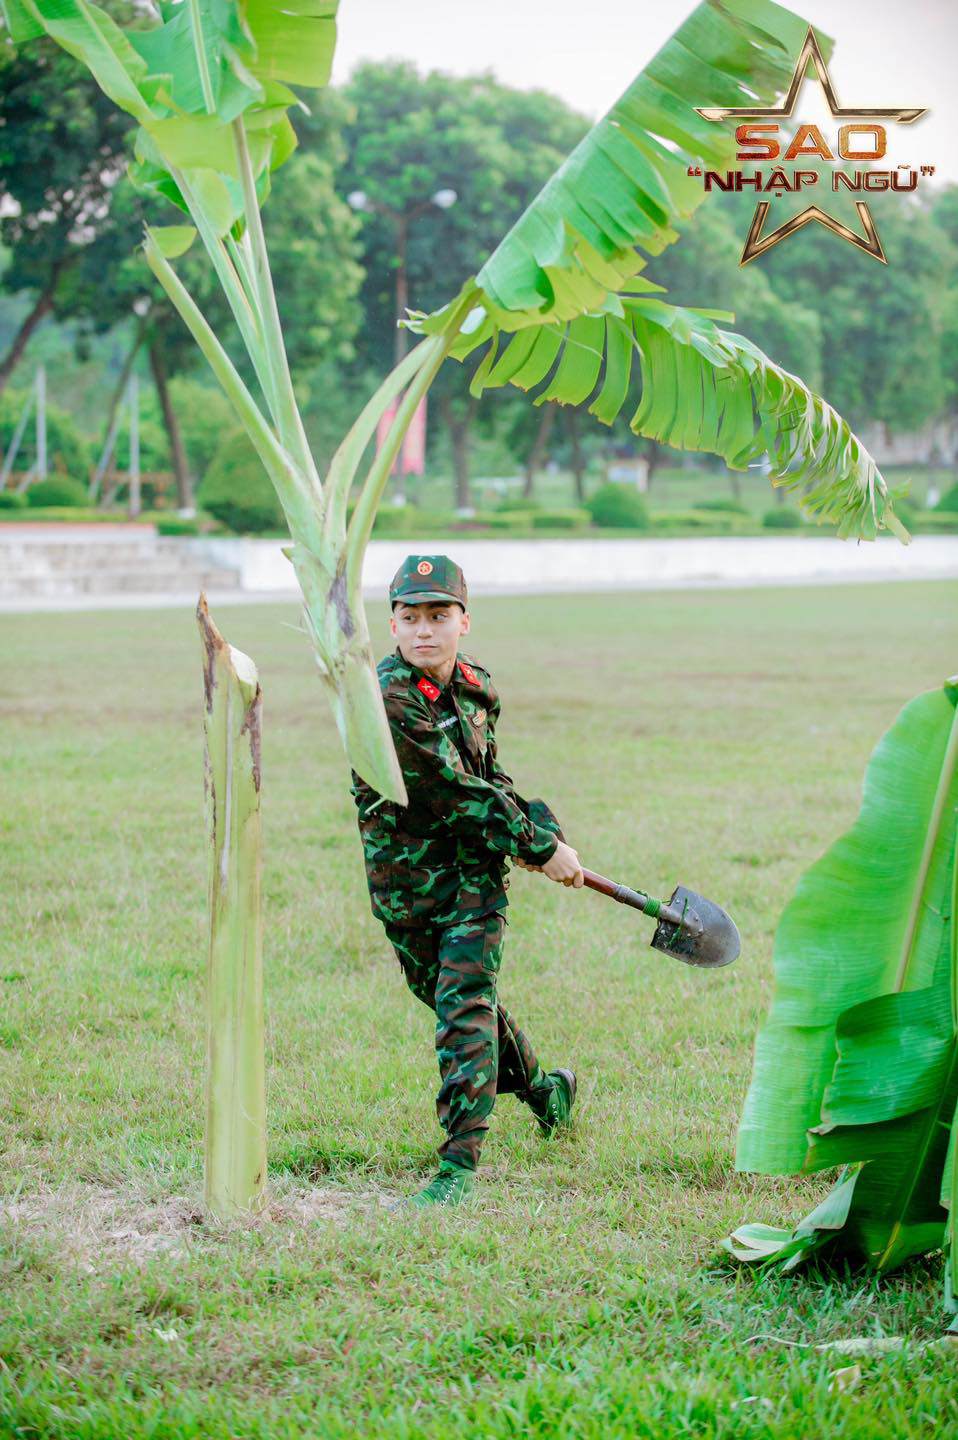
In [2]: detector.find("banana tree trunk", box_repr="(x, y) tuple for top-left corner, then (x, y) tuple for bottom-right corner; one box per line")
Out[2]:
(197, 594), (267, 1221)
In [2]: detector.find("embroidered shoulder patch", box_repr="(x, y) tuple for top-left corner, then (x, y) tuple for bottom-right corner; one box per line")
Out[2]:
(417, 676), (441, 702)
(458, 660), (480, 686)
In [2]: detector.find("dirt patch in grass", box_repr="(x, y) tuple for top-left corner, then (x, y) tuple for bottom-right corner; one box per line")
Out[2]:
(1, 1179), (393, 1270)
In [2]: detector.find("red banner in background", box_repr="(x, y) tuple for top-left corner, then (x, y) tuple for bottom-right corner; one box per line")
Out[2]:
(402, 395), (427, 476)
(374, 398), (397, 458)
(374, 394), (427, 476)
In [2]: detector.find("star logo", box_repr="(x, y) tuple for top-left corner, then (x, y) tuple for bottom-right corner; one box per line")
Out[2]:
(695, 27), (926, 264)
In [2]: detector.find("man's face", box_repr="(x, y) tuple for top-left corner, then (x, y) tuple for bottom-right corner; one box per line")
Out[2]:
(390, 600), (470, 673)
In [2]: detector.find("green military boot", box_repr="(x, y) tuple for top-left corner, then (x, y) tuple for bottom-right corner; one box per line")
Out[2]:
(403, 1159), (476, 1210)
(529, 1068), (577, 1136)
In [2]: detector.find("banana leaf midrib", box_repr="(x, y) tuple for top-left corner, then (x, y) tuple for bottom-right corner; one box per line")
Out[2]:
(893, 706), (958, 992)
(873, 723), (958, 1268)
(875, 1055), (958, 1269)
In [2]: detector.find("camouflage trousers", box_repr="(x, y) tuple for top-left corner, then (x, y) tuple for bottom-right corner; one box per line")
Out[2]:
(383, 910), (555, 1171)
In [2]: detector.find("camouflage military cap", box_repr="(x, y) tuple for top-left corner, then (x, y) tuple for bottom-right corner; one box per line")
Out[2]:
(389, 554), (468, 610)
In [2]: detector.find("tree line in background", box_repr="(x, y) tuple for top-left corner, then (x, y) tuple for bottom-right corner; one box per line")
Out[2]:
(1, 10), (957, 531)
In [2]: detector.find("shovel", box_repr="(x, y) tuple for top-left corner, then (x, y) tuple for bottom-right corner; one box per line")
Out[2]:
(582, 869), (740, 968)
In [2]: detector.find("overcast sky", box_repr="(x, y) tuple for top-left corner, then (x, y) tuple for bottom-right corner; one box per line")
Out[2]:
(332, 0), (956, 184)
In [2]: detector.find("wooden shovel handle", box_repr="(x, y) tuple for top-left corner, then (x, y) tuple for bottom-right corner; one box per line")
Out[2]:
(581, 868), (619, 899)
(581, 868), (692, 932)
(582, 868), (656, 914)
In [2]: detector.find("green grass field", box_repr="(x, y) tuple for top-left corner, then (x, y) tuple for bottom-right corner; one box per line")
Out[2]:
(2, 582), (957, 1439)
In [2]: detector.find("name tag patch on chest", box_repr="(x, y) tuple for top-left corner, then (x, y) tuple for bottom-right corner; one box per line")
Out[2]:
(436, 716), (458, 729)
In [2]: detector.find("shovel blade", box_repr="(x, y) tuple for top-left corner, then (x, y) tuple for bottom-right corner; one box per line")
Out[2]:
(650, 884), (740, 968)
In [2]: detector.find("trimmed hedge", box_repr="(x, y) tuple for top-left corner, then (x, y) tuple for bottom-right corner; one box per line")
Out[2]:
(496, 496), (541, 513)
(762, 507), (803, 529)
(155, 515), (200, 536)
(197, 431), (284, 534)
(0, 490), (26, 509)
(691, 497), (750, 515)
(371, 505), (419, 536)
(916, 511), (958, 532)
(0, 507), (159, 524)
(465, 512), (526, 531)
(653, 510), (740, 532)
(26, 477), (89, 508)
(0, 389), (92, 479)
(586, 483), (650, 529)
(530, 509), (590, 530)
(935, 482), (958, 513)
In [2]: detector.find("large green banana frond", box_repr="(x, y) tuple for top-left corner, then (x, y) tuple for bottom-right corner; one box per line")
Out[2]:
(3, 0), (412, 804)
(414, 0), (815, 336)
(449, 298), (902, 541)
(408, 0), (901, 539)
(726, 678), (958, 1306)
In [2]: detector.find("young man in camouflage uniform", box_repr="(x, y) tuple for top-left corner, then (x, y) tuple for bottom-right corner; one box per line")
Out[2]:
(351, 554), (584, 1208)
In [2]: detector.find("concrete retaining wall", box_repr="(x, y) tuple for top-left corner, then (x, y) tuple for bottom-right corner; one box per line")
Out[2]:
(186, 533), (958, 597)
(1, 527), (954, 612)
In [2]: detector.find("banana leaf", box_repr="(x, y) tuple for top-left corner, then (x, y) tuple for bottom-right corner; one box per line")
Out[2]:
(453, 298), (891, 540)
(0, 0), (416, 800)
(407, 0), (903, 541)
(726, 676), (958, 1307)
(5, 0), (908, 805)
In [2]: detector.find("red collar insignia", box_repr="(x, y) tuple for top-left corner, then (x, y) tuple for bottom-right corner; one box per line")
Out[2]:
(417, 676), (441, 702)
(457, 660), (480, 687)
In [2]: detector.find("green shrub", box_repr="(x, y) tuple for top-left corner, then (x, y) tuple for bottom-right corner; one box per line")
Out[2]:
(762, 506), (803, 529)
(0, 389), (92, 479)
(586, 483), (650, 529)
(916, 511), (958, 532)
(371, 505), (418, 536)
(934, 482), (958, 513)
(653, 510), (738, 531)
(417, 506), (458, 529)
(692, 497), (750, 514)
(465, 512), (525, 531)
(197, 431), (284, 534)
(482, 509), (529, 529)
(890, 496), (920, 530)
(155, 515), (200, 536)
(168, 378), (236, 475)
(530, 509), (590, 530)
(496, 495), (541, 512)
(0, 506), (134, 523)
(0, 490), (26, 509)
(26, 477), (89, 508)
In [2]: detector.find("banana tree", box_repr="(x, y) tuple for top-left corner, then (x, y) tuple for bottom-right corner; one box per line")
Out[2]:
(1, 0), (906, 805)
(197, 596), (267, 1221)
(725, 676), (958, 1324)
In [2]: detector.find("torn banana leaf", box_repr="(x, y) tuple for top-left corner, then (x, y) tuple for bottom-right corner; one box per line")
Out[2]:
(407, 0), (902, 540)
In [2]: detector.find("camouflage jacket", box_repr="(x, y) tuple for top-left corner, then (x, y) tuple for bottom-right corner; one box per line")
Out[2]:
(351, 649), (563, 928)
